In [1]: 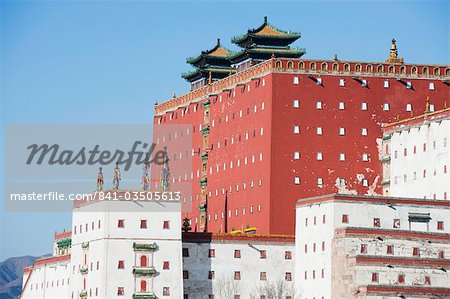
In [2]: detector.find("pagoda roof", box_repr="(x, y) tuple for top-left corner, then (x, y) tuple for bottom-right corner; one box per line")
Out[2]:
(181, 65), (235, 82)
(232, 16), (301, 48)
(186, 39), (234, 67)
(229, 46), (306, 64)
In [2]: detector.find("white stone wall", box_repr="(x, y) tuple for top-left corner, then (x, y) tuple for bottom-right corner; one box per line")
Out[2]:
(295, 195), (450, 299)
(183, 239), (295, 299)
(69, 198), (183, 299)
(20, 258), (71, 299)
(383, 117), (449, 200)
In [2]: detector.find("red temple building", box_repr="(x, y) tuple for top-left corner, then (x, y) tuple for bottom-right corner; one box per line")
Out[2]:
(152, 17), (450, 235)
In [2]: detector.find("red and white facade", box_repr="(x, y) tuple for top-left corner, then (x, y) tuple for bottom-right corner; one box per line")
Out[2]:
(295, 194), (450, 299)
(382, 108), (449, 200)
(154, 56), (450, 235)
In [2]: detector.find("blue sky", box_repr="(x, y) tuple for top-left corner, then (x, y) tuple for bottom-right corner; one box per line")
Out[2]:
(1, 0), (448, 261)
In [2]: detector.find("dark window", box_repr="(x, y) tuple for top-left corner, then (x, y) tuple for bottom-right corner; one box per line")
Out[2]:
(342, 214), (349, 223)
(117, 287), (124, 296)
(361, 244), (367, 254)
(163, 221), (170, 229)
(209, 249), (215, 258)
(260, 250), (266, 259)
(260, 272), (267, 280)
(140, 220), (147, 229)
(118, 219), (124, 228)
(413, 247), (420, 256)
(387, 245), (393, 255)
(285, 251), (292, 259)
(373, 218), (381, 227)
(285, 272), (292, 281)
(437, 221), (444, 230)
(208, 271), (215, 279)
(234, 250), (241, 258)
(398, 274), (405, 284)
(163, 261), (169, 270)
(182, 248), (189, 257)
(234, 271), (241, 280)
(371, 273), (378, 282)
(183, 271), (189, 279)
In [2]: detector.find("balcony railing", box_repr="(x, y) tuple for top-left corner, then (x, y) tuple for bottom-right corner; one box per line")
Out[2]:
(133, 294), (157, 299)
(132, 267), (158, 277)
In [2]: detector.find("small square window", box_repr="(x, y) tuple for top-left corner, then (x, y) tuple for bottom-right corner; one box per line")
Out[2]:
(406, 103), (412, 112)
(285, 251), (292, 259)
(293, 152), (300, 160)
(234, 250), (241, 258)
(294, 177), (301, 185)
(317, 177), (323, 188)
(260, 272), (267, 280)
(339, 153), (346, 161)
(183, 271), (189, 279)
(371, 273), (378, 282)
(362, 179), (369, 187)
(424, 276), (431, 285)
(208, 271), (215, 279)
(317, 127), (323, 135)
(140, 220), (147, 229)
(361, 128), (368, 136)
(163, 221), (170, 229)
(260, 250), (266, 259)
(437, 221), (444, 230)
(360, 244), (367, 254)
(339, 102), (345, 110)
(362, 153), (369, 161)
(361, 102), (368, 110)
(430, 104), (435, 112)
(361, 79), (367, 87)
(316, 101), (323, 109)
(209, 249), (215, 258)
(384, 80), (389, 88)
(163, 261), (170, 270)
(118, 260), (124, 269)
(429, 82), (435, 90)
(317, 152), (323, 160)
(293, 126), (300, 134)
(118, 219), (125, 228)
(398, 274), (405, 284)
(339, 127), (345, 135)
(342, 214), (349, 223)
(383, 103), (390, 111)
(373, 218), (381, 227)
(439, 251), (445, 259)
(285, 272), (292, 281)
(387, 245), (394, 255)
(339, 78), (345, 86)
(182, 248), (189, 257)
(163, 287), (170, 296)
(406, 81), (412, 89)
(316, 78), (322, 85)
(234, 271), (241, 280)
(117, 287), (124, 296)
(293, 99), (299, 108)
(413, 247), (420, 256)
(293, 77), (299, 85)
(393, 219), (400, 228)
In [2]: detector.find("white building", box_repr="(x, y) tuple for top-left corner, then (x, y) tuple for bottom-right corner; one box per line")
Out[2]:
(182, 233), (295, 299)
(382, 108), (450, 200)
(295, 193), (450, 299)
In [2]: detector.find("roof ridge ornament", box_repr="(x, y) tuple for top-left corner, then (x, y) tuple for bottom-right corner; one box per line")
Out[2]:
(385, 38), (404, 64)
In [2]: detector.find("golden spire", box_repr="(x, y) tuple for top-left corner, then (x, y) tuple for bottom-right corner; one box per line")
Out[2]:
(385, 38), (404, 63)
(333, 54), (339, 61)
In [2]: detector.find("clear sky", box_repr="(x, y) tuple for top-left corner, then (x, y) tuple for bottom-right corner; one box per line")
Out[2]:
(0, 0), (448, 261)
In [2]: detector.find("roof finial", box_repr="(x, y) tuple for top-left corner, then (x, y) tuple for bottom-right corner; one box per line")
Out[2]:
(113, 162), (121, 190)
(264, 16), (268, 24)
(96, 167), (104, 191)
(217, 38), (221, 46)
(172, 92), (176, 98)
(385, 38), (404, 63)
(333, 54), (339, 61)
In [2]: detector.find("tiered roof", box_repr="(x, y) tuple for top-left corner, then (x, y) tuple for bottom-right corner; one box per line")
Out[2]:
(230, 16), (305, 64)
(182, 39), (235, 83)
